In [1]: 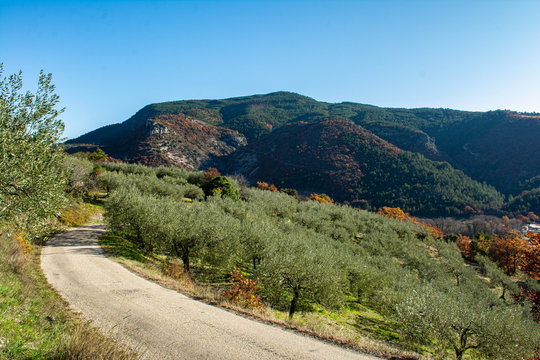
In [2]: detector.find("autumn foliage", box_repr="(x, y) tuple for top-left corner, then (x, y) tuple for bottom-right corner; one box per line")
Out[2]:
(377, 206), (444, 239)
(454, 229), (540, 279)
(456, 234), (475, 262)
(203, 167), (221, 182)
(257, 181), (279, 193)
(377, 206), (412, 221)
(522, 232), (540, 280)
(224, 267), (263, 310)
(488, 232), (528, 275)
(310, 193), (334, 204)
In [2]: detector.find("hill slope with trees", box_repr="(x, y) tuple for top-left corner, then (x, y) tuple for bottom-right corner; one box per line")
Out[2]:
(96, 161), (540, 360)
(66, 92), (540, 216)
(220, 118), (504, 216)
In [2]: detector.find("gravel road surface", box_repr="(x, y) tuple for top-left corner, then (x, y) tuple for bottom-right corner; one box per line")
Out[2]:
(41, 224), (380, 360)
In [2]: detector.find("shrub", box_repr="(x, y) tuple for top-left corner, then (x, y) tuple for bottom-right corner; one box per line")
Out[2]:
(280, 188), (298, 198)
(202, 176), (241, 200)
(309, 192), (334, 204)
(224, 267), (263, 309)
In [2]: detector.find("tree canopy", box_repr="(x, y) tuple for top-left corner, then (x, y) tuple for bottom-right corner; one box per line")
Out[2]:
(0, 65), (67, 236)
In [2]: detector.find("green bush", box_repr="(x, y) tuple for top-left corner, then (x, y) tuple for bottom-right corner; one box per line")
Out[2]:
(202, 176), (241, 200)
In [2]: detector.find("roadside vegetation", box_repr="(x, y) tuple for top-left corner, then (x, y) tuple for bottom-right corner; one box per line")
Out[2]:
(98, 162), (540, 360)
(0, 65), (137, 359)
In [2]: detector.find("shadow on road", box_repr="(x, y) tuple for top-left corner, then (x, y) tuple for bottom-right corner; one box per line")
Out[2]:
(46, 225), (106, 257)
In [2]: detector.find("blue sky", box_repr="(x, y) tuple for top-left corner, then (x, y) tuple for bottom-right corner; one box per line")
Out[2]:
(1, 0), (539, 139)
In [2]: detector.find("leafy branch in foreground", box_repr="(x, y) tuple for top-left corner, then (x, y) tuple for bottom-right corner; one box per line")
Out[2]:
(0, 64), (68, 237)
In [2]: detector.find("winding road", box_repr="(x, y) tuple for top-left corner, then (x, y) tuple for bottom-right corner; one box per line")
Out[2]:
(41, 224), (380, 360)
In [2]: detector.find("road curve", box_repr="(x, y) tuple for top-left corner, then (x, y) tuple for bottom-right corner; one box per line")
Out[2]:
(41, 225), (379, 360)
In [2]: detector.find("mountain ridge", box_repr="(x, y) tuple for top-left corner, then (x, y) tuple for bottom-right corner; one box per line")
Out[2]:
(66, 91), (540, 216)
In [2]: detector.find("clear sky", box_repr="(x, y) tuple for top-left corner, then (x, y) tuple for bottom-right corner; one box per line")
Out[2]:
(1, 0), (539, 139)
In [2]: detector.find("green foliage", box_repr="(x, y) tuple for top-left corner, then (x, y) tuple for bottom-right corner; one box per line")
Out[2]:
(280, 188), (298, 198)
(396, 281), (539, 359)
(88, 148), (107, 161)
(202, 176), (241, 200)
(104, 186), (242, 272)
(257, 228), (346, 318)
(64, 155), (98, 198)
(100, 165), (539, 357)
(99, 169), (203, 201)
(476, 255), (520, 299)
(504, 187), (540, 215)
(0, 65), (68, 237)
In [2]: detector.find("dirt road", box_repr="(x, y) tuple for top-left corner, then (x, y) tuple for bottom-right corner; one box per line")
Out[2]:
(41, 225), (380, 360)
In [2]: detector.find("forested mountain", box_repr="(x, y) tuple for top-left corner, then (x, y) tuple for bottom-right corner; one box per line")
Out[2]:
(219, 118), (504, 216)
(66, 92), (540, 216)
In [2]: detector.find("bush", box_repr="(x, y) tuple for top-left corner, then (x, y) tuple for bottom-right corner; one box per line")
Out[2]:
(224, 267), (263, 309)
(202, 176), (241, 200)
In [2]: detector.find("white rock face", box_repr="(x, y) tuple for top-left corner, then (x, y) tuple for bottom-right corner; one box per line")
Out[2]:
(146, 120), (170, 135)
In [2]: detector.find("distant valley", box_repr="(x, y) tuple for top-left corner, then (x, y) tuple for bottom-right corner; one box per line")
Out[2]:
(66, 92), (540, 217)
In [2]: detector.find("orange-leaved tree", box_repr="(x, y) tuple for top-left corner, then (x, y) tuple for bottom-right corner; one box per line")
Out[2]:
(377, 206), (412, 222)
(488, 231), (528, 275)
(257, 181), (279, 193)
(456, 234), (476, 262)
(521, 232), (540, 280)
(309, 193), (334, 204)
(377, 206), (444, 239)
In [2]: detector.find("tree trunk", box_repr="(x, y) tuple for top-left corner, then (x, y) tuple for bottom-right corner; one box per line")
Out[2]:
(253, 257), (257, 270)
(289, 287), (300, 319)
(135, 225), (143, 248)
(455, 328), (469, 360)
(182, 251), (190, 273)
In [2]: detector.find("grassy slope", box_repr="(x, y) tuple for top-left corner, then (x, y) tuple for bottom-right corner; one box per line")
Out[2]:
(99, 232), (420, 359)
(0, 205), (137, 360)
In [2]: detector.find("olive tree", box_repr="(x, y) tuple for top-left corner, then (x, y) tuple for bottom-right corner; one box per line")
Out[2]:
(396, 281), (540, 360)
(0, 65), (67, 236)
(477, 255), (520, 300)
(104, 186), (156, 249)
(257, 229), (346, 319)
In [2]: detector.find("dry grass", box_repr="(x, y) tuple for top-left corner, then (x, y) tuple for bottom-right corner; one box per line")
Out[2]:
(54, 322), (140, 360)
(5, 233), (26, 274)
(59, 203), (103, 227)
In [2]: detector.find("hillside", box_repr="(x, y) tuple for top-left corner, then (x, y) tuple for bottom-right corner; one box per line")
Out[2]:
(69, 112), (246, 168)
(66, 92), (540, 216)
(94, 161), (540, 360)
(219, 118), (503, 216)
